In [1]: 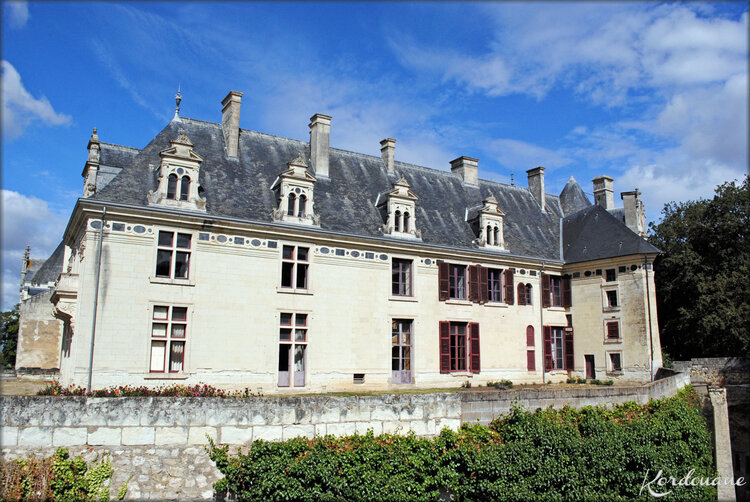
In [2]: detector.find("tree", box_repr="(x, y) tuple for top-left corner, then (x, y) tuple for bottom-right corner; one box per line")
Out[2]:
(0, 306), (20, 369)
(648, 175), (749, 359)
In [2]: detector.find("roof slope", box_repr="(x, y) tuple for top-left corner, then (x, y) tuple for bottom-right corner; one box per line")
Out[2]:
(100, 143), (141, 167)
(559, 176), (591, 216)
(562, 205), (660, 263)
(30, 241), (65, 285)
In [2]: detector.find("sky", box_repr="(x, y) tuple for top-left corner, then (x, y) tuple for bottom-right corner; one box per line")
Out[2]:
(1, 1), (748, 310)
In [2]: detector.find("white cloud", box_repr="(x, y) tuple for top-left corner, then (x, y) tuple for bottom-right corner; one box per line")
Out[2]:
(1, 190), (67, 310)
(5, 1), (29, 29)
(2, 61), (71, 140)
(486, 138), (573, 172)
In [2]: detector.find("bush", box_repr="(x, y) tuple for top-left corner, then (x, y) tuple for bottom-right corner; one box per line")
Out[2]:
(208, 388), (715, 501)
(37, 382), (261, 398)
(0, 448), (127, 501)
(487, 380), (513, 389)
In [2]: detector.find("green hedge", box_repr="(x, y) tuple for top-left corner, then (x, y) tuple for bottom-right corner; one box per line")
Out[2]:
(208, 388), (716, 501)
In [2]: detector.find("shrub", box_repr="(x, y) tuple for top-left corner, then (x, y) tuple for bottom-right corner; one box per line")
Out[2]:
(208, 388), (715, 501)
(576, 377), (586, 384)
(487, 380), (514, 389)
(37, 382), (261, 398)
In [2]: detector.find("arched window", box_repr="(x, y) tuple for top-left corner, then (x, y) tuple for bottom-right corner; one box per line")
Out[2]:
(494, 227), (500, 246)
(394, 210), (402, 232)
(180, 176), (190, 201)
(403, 212), (410, 233)
(517, 283), (526, 305)
(298, 194), (307, 218)
(167, 174), (178, 200)
(525, 284), (533, 305)
(526, 325), (534, 346)
(287, 193), (296, 216)
(486, 225), (493, 245)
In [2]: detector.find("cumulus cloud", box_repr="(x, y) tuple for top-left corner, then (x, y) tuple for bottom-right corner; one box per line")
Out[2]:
(1, 190), (68, 310)
(5, 1), (29, 29)
(2, 61), (71, 140)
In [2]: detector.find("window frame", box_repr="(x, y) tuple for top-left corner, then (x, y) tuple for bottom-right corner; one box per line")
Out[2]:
(391, 318), (413, 384)
(487, 267), (503, 303)
(604, 319), (621, 343)
(448, 264), (467, 300)
(155, 230), (192, 280)
(607, 351), (623, 373)
(148, 304), (189, 374)
(280, 245), (310, 291)
(278, 311), (308, 387)
(549, 275), (562, 307)
(391, 258), (413, 297)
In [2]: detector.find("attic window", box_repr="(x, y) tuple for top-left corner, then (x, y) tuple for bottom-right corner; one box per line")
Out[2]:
(148, 130), (206, 211)
(471, 195), (507, 251)
(378, 176), (420, 239)
(271, 154), (320, 226)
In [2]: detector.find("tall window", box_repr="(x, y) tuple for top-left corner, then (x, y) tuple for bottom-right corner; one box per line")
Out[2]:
(550, 327), (564, 369)
(608, 352), (622, 372)
(156, 231), (191, 279)
(278, 312), (307, 387)
(449, 264), (466, 300)
(167, 174), (178, 200)
(150, 305), (187, 373)
(287, 194), (296, 216)
(450, 323), (467, 372)
(440, 322), (480, 373)
(392, 319), (412, 384)
(606, 290), (618, 308)
(392, 258), (412, 296)
(550, 276), (562, 306)
(487, 268), (502, 302)
(525, 284), (533, 305)
(180, 176), (190, 201)
(394, 210), (402, 232)
(281, 245), (309, 289)
(403, 212), (410, 233)
(298, 195), (307, 217)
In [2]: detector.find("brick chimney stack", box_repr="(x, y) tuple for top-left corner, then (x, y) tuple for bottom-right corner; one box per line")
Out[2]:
(309, 114), (331, 178)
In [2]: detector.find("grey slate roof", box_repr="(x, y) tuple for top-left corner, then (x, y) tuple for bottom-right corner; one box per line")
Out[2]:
(559, 176), (592, 216)
(90, 117), (656, 263)
(30, 242), (65, 285)
(562, 205), (660, 263)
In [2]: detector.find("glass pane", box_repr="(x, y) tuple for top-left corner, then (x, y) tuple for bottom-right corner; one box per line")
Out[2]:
(402, 331), (411, 345)
(294, 345), (305, 371)
(279, 344), (290, 371)
(295, 329), (306, 342)
(282, 245), (294, 260)
(169, 341), (184, 372)
(153, 306), (169, 320)
(392, 357), (399, 371)
(392, 346), (400, 359)
(279, 328), (292, 341)
(176, 233), (192, 249)
(392, 333), (399, 345)
(150, 341), (166, 371)
(171, 323), (186, 338)
(174, 252), (190, 279)
(280, 313), (293, 326)
(180, 176), (190, 201)
(167, 175), (177, 199)
(295, 314), (307, 326)
(297, 247), (308, 262)
(152, 323), (167, 337)
(296, 264), (308, 289)
(155, 250), (172, 277)
(402, 263), (411, 296)
(403, 348), (411, 370)
(392, 266), (400, 295)
(158, 231), (173, 247)
(172, 307), (187, 321)
(281, 262), (293, 287)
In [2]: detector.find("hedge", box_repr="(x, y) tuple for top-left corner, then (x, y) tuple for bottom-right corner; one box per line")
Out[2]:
(208, 387), (715, 501)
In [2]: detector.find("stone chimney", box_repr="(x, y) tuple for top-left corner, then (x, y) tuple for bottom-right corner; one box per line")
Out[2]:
(621, 189), (646, 237)
(450, 156), (478, 186)
(309, 113), (331, 178)
(592, 175), (614, 209)
(221, 91), (243, 158)
(526, 166), (545, 211)
(380, 138), (396, 174)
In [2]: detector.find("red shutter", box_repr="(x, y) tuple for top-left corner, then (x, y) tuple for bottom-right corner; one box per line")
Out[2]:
(478, 266), (488, 304)
(517, 283), (526, 305)
(527, 350), (536, 371)
(543, 326), (553, 371)
(439, 321), (450, 373)
(564, 329), (574, 370)
(562, 276), (572, 308)
(526, 325), (535, 346)
(438, 261), (450, 301)
(504, 269), (514, 305)
(541, 273), (551, 308)
(469, 323), (480, 373)
(607, 322), (619, 340)
(468, 265), (479, 303)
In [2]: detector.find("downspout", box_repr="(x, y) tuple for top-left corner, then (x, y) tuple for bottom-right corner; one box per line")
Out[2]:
(540, 261), (546, 384)
(87, 207), (106, 391)
(644, 254), (654, 381)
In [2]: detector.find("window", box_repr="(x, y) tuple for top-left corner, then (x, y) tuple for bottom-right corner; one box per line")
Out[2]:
(150, 305), (187, 373)
(550, 276), (562, 306)
(487, 268), (503, 302)
(439, 322), (480, 373)
(609, 352), (622, 372)
(606, 268), (616, 282)
(542, 274), (571, 308)
(527, 350), (536, 371)
(517, 283), (526, 305)
(606, 290), (618, 308)
(403, 212), (410, 233)
(278, 312), (307, 387)
(392, 319), (412, 384)
(298, 195), (307, 217)
(525, 284), (533, 305)
(551, 327), (564, 369)
(449, 264), (466, 300)
(155, 231), (191, 279)
(526, 325), (535, 346)
(606, 320), (620, 341)
(281, 245), (309, 289)
(180, 176), (190, 201)
(394, 210), (402, 232)
(167, 174), (178, 200)
(392, 259), (412, 296)
(287, 193), (296, 216)
(543, 326), (574, 371)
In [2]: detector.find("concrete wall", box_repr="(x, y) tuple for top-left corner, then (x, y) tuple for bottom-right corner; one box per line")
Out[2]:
(15, 290), (63, 372)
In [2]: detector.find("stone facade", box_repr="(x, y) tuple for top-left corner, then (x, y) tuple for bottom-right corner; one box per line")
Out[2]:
(15, 290), (63, 371)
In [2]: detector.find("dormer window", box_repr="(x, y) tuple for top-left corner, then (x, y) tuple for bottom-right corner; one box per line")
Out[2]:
(469, 195), (507, 251)
(378, 176), (420, 239)
(271, 154), (320, 226)
(148, 130), (206, 211)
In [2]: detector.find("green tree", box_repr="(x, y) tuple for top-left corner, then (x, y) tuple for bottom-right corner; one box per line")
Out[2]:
(648, 175), (749, 359)
(0, 306), (20, 369)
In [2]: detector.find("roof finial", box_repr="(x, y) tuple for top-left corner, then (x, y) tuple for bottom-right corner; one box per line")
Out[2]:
(174, 84), (182, 119)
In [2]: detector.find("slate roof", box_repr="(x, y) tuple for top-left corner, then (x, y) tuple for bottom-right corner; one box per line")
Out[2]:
(89, 116), (656, 263)
(562, 205), (660, 263)
(30, 242), (65, 285)
(559, 176), (592, 216)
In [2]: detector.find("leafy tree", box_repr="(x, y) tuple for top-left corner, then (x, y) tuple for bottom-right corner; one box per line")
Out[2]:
(648, 176), (749, 359)
(0, 306), (20, 369)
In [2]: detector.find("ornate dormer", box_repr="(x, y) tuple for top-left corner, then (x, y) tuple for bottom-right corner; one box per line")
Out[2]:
(82, 128), (100, 198)
(271, 154), (320, 226)
(147, 130), (206, 211)
(470, 195), (507, 250)
(378, 175), (421, 239)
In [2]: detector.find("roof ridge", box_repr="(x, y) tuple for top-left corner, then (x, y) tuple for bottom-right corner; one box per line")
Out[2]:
(100, 142), (141, 151)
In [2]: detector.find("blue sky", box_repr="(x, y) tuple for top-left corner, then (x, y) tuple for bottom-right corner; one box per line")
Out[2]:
(2, 1), (748, 310)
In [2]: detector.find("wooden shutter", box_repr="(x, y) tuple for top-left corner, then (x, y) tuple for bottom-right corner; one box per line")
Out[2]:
(504, 269), (514, 305)
(526, 325), (535, 346)
(564, 329), (574, 370)
(468, 265), (479, 303)
(607, 322), (619, 340)
(517, 283), (526, 305)
(469, 323), (480, 373)
(478, 266), (488, 304)
(439, 321), (450, 373)
(543, 326), (553, 371)
(438, 261), (450, 301)
(562, 275), (572, 308)
(541, 273), (551, 308)
(527, 350), (536, 371)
